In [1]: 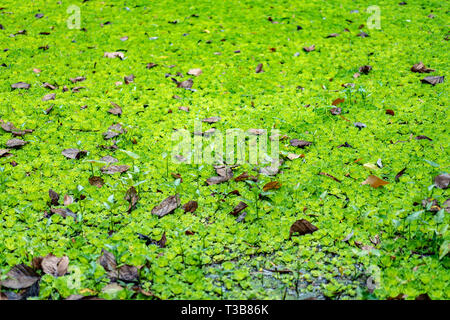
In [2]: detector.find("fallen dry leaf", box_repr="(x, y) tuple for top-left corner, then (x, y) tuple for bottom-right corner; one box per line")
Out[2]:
(151, 194), (180, 217)
(183, 200), (198, 213)
(124, 186), (139, 213)
(100, 165), (130, 175)
(359, 65), (372, 74)
(434, 174), (450, 189)
(187, 68), (202, 76)
(11, 82), (30, 90)
(70, 76), (86, 83)
(362, 175), (390, 188)
(230, 201), (248, 216)
(421, 76), (444, 85)
(49, 189), (60, 206)
(62, 148), (87, 159)
(42, 93), (55, 101)
(89, 176), (104, 188)
(6, 139), (28, 148)
(303, 44), (315, 52)
(263, 181), (282, 191)
(411, 62), (435, 73)
(289, 219), (318, 238)
(108, 102), (122, 116)
(0, 264), (40, 289)
(332, 98), (345, 106)
(104, 52), (125, 59)
(49, 208), (77, 219)
(319, 172), (341, 183)
(202, 116), (221, 124)
(124, 74), (135, 84)
(41, 254), (69, 277)
(234, 172), (258, 182)
(290, 139), (312, 148)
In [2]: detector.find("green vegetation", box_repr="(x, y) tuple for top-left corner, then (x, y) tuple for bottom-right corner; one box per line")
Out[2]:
(0, 0), (448, 300)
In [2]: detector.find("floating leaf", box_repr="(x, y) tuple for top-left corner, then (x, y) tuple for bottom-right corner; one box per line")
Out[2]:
(230, 202), (248, 216)
(289, 219), (318, 238)
(303, 44), (315, 52)
(290, 139), (312, 148)
(41, 254), (69, 277)
(6, 139), (28, 148)
(421, 76), (444, 85)
(49, 189), (60, 206)
(151, 194), (180, 217)
(187, 68), (202, 76)
(263, 181), (281, 191)
(434, 174), (450, 189)
(411, 62), (435, 73)
(183, 200), (198, 213)
(100, 165), (130, 175)
(62, 148), (87, 159)
(124, 186), (139, 213)
(89, 176), (104, 188)
(11, 82), (30, 90)
(362, 175), (390, 188)
(332, 98), (345, 106)
(0, 264), (39, 289)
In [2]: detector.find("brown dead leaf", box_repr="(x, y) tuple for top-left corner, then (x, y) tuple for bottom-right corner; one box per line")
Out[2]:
(332, 98), (345, 106)
(70, 76), (86, 83)
(187, 68), (202, 76)
(49, 189), (60, 206)
(411, 62), (435, 73)
(290, 139), (312, 148)
(0, 264), (39, 289)
(100, 165), (130, 175)
(49, 208), (77, 219)
(255, 63), (264, 73)
(286, 153), (304, 160)
(0, 149), (12, 158)
(104, 52), (125, 59)
(42, 93), (55, 101)
(89, 176), (104, 188)
(421, 76), (444, 85)
(434, 174), (450, 189)
(395, 168), (407, 182)
(289, 219), (318, 238)
(234, 172), (258, 182)
(362, 175), (390, 188)
(6, 139), (28, 148)
(124, 74), (135, 84)
(202, 116), (221, 123)
(177, 79), (193, 89)
(103, 123), (125, 140)
(183, 200), (198, 213)
(359, 65), (372, 74)
(62, 148), (87, 159)
(151, 194), (180, 217)
(11, 82), (30, 90)
(319, 172), (341, 183)
(330, 107), (342, 115)
(230, 201), (248, 216)
(263, 181), (282, 192)
(124, 186), (139, 213)
(63, 194), (73, 206)
(303, 45), (315, 52)
(41, 254), (69, 277)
